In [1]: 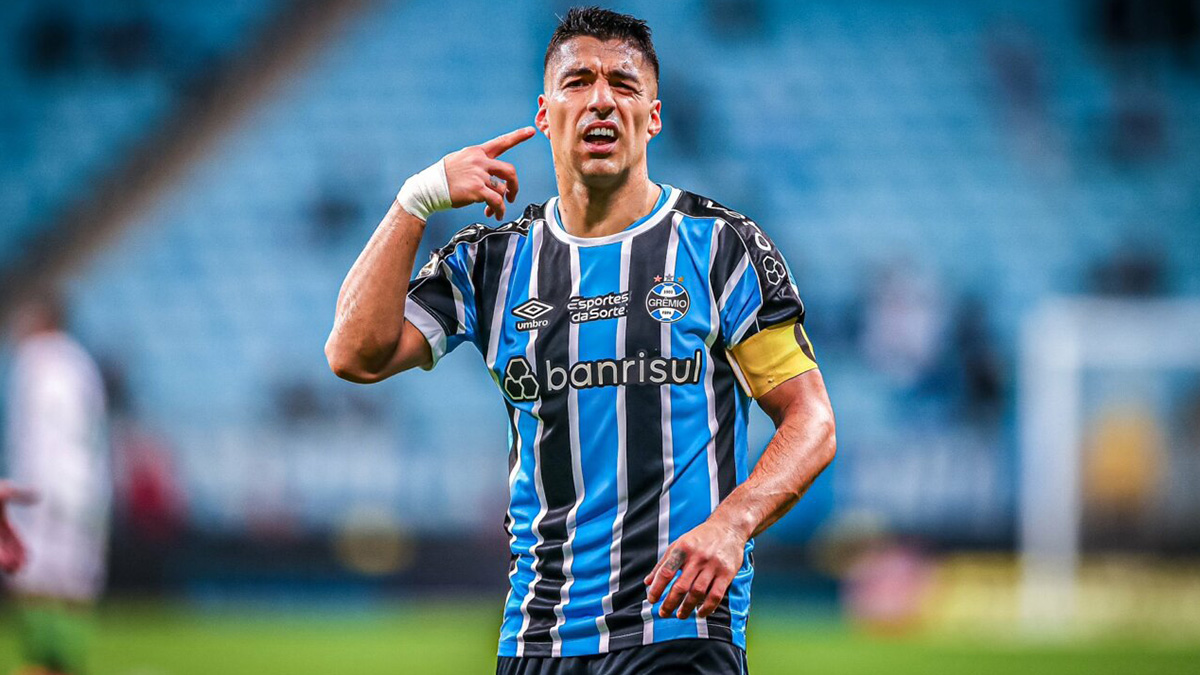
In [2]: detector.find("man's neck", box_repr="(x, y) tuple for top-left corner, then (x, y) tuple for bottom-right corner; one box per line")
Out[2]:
(556, 174), (661, 239)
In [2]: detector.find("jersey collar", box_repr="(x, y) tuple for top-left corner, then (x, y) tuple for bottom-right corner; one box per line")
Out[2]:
(543, 183), (680, 247)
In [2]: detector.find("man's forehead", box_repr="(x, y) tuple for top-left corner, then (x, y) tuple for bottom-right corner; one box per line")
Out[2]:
(547, 36), (649, 81)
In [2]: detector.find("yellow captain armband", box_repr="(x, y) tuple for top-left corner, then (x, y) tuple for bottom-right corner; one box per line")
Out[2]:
(728, 319), (818, 398)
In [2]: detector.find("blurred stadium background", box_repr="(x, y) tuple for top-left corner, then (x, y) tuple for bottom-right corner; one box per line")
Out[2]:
(2, 0), (1200, 672)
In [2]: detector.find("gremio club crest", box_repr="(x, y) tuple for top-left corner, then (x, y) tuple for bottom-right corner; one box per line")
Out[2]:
(646, 274), (690, 323)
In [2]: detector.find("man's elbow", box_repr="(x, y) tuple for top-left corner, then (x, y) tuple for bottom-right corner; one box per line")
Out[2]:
(324, 336), (386, 384)
(822, 422), (837, 467)
(815, 408), (837, 468)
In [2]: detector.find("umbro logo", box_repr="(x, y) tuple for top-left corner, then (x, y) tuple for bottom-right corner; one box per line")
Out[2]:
(513, 298), (553, 331)
(512, 299), (553, 320)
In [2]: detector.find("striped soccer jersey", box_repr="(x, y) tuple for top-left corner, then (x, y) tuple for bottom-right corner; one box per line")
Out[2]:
(405, 184), (817, 657)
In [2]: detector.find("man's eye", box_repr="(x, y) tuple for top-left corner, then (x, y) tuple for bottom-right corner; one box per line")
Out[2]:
(566, 80), (585, 88)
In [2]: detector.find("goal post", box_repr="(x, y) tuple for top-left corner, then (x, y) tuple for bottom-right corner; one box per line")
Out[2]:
(1018, 297), (1200, 634)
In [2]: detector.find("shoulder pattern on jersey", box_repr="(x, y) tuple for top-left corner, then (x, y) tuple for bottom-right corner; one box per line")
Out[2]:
(405, 204), (546, 362)
(672, 191), (772, 257)
(672, 189), (805, 343)
(413, 205), (541, 281)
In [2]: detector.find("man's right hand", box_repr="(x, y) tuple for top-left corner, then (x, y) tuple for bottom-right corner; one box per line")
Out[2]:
(443, 126), (536, 221)
(327, 126), (538, 383)
(0, 480), (38, 574)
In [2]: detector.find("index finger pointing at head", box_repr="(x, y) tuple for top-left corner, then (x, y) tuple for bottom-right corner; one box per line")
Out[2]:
(480, 126), (537, 158)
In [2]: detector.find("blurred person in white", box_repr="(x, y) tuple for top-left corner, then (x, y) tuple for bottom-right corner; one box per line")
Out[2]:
(860, 262), (948, 391)
(2, 294), (110, 675)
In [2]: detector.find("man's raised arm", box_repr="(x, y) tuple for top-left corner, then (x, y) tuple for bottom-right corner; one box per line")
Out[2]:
(324, 127), (536, 383)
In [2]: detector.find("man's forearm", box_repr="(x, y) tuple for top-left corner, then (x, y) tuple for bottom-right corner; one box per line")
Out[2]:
(711, 380), (836, 540)
(645, 373), (836, 619)
(325, 201), (426, 376)
(325, 127), (535, 382)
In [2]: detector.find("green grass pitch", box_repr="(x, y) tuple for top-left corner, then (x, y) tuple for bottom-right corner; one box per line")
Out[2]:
(2, 600), (1198, 674)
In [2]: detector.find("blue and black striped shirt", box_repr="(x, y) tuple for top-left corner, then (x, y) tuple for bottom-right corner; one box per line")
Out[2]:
(406, 184), (814, 657)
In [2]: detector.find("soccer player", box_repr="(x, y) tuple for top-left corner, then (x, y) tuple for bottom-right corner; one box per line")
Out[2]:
(3, 296), (111, 675)
(325, 7), (836, 674)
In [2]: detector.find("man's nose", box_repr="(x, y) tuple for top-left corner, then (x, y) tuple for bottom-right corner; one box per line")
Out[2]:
(588, 81), (615, 115)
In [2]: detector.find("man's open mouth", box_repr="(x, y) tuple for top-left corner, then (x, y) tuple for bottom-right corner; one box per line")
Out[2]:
(582, 123), (619, 153)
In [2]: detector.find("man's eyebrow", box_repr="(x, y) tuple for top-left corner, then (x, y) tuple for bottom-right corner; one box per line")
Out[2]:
(558, 66), (643, 85)
(558, 66), (595, 81)
(608, 69), (641, 83)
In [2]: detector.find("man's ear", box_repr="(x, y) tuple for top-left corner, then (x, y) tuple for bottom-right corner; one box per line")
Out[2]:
(647, 99), (662, 140)
(535, 95), (550, 138)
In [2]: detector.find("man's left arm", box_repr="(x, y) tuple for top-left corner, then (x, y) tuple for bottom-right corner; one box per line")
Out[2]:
(645, 368), (836, 619)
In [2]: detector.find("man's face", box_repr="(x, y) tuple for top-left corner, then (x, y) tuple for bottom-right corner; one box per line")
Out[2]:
(536, 37), (661, 188)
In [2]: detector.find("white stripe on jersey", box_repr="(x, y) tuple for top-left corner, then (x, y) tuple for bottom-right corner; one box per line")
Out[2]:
(500, 406), (524, 625)
(486, 236), (518, 370)
(404, 300), (448, 362)
(597, 238), (634, 652)
(443, 254), (468, 337)
(648, 214), (683, 643)
(696, 220), (725, 639)
(720, 251), (757, 345)
(516, 222), (548, 658)
(718, 242), (750, 306)
(716, 217), (769, 346)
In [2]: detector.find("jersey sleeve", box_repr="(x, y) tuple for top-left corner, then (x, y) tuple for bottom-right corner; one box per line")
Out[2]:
(710, 215), (818, 398)
(405, 225), (483, 369)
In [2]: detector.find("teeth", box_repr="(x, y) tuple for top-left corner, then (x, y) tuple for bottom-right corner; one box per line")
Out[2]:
(589, 128), (615, 138)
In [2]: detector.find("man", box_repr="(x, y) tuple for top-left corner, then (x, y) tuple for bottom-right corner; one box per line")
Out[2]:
(2, 296), (111, 675)
(326, 7), (836, 673)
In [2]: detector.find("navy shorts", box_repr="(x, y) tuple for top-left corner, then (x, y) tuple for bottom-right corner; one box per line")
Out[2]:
(496, 638), (748, 675)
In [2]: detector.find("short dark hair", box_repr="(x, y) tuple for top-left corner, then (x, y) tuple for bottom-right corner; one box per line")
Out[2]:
(544, 6), (659, 85)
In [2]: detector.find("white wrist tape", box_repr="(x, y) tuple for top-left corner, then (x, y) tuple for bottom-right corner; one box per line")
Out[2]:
(396, 159), (452, 221)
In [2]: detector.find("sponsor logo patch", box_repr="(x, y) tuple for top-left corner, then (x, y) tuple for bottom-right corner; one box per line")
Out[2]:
(761, 255), (786, 285)
(568, 291), (629, 323)
(512, 298), (553, 331)
(503, 356), (540, 401)
(646, 275), (690, 323)
(501, 350), (704, 401)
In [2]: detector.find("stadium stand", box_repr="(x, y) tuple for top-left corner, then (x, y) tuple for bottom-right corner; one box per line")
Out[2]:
(0, 0), (281, 270)
(3, 0), (1197, 544)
